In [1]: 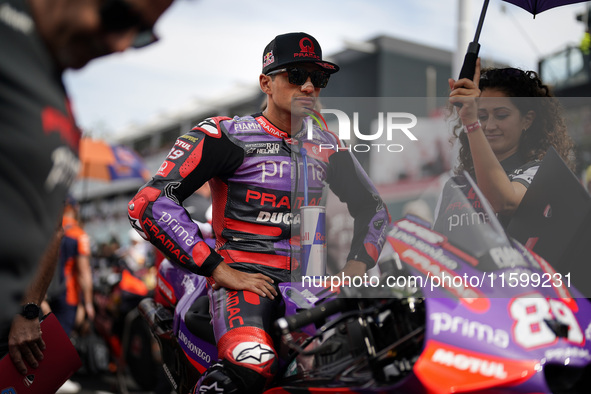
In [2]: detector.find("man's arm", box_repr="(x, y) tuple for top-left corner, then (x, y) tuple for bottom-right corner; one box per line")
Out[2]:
(327, 150), (391, 273)
(75, 231), (94, 321)
(9, 224), (62, 375)
(76, 254), (95, 321)
(128, 121), (277, 297)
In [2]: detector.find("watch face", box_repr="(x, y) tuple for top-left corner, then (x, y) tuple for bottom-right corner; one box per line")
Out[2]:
(22, 303), (40, 319)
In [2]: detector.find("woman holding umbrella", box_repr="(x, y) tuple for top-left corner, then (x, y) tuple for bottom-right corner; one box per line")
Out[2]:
(436, 59), (574, 228)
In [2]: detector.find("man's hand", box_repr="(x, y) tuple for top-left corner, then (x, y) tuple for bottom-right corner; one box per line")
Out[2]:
(8, 315), (45, 375)
(85, 302), (95, 321)
(340, 260), (368, 278)
(211, 261), (278, 300)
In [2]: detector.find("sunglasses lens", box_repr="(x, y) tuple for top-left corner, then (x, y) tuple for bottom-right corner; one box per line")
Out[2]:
(286, 68), (329, 88)
(311, 71), (329, 88)
(287, 68), (308, 85)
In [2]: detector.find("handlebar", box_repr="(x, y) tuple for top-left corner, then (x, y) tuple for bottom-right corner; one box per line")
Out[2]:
(275, 297), (348, 335)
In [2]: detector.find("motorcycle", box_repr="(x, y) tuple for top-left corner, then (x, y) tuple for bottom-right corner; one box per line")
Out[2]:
(138, 173), (591, 393)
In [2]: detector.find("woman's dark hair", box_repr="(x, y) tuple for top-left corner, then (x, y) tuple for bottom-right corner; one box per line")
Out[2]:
(451, 67), (575, 175)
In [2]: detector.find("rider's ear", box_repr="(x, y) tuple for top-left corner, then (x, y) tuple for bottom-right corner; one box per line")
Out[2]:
(259, 74), (273, 94)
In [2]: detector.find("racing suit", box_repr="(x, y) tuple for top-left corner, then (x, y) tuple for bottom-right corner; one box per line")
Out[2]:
(128, 113), (390, 391)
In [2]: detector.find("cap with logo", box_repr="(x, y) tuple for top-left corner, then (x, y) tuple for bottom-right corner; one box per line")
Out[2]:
(262, 32), (339, 75)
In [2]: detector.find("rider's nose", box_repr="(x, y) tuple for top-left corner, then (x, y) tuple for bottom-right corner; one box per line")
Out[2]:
(300, 79), (314, 93)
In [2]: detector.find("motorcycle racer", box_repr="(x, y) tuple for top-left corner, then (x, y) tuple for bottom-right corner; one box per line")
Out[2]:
(128, 32), (390, 393)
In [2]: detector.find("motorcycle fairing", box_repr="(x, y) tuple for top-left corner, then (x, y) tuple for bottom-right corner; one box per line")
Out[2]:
(388, 215), (591, 393)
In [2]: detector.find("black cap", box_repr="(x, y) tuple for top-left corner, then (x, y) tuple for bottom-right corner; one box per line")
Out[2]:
(262, 32), (339, 75)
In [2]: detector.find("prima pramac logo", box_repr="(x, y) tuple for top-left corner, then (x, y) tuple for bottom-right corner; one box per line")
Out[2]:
(306, 108), (418, 153)
(295, 37), (320, 60)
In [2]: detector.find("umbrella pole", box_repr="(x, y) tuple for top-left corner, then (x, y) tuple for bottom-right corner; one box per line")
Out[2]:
(457, 0), (490, 80)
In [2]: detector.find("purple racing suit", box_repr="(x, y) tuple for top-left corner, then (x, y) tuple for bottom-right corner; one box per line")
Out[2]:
(128, 112), (390, 390)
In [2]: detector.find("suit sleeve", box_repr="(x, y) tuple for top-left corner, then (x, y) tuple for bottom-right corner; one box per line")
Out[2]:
(326, 150), (391, 269)
(128, 118), (243, 276)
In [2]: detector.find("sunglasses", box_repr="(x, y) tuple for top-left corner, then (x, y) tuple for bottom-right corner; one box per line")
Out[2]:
(100, 0), (158, 48)
(267, 67), (331, 88)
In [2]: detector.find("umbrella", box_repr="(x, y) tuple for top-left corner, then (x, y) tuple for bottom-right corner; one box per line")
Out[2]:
(78, 138), (150, 182)
(458, 0), (589, 79)
(505, 0), (588, 16)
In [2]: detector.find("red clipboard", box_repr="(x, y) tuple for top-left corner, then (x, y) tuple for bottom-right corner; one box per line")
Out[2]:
(0, 313), (82, 394)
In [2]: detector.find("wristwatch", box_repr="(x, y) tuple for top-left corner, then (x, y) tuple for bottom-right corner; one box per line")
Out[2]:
(20, 303), (40, 320)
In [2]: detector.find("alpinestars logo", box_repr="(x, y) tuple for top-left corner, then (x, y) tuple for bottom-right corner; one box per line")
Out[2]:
(199, 381), (223, 393)
(232, 342), (275, 365)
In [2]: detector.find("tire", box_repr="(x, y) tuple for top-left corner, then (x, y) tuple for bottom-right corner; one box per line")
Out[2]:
(124, 311), (161, 390)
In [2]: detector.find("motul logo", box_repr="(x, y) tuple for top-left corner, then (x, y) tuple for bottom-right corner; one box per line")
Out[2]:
(431, 348), (507, 379)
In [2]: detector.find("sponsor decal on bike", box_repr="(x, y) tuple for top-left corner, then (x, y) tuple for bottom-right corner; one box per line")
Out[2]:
(389, 236), (490, 313)
(396, 219), (445, 245)
(489, 246), (528, 269)
(178, 330), (212, 364)
(389, 226), (458, 270)
(509, 295), (583, 349)
(531, 253), (574, 305)
(544, 347), (591, 361)
(414, 340), (538, 393)
(156, 273), (176, 304)
(431, 348), (508, 379)
(181, 274), (196, 295)
(430, 312), (509, 349)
